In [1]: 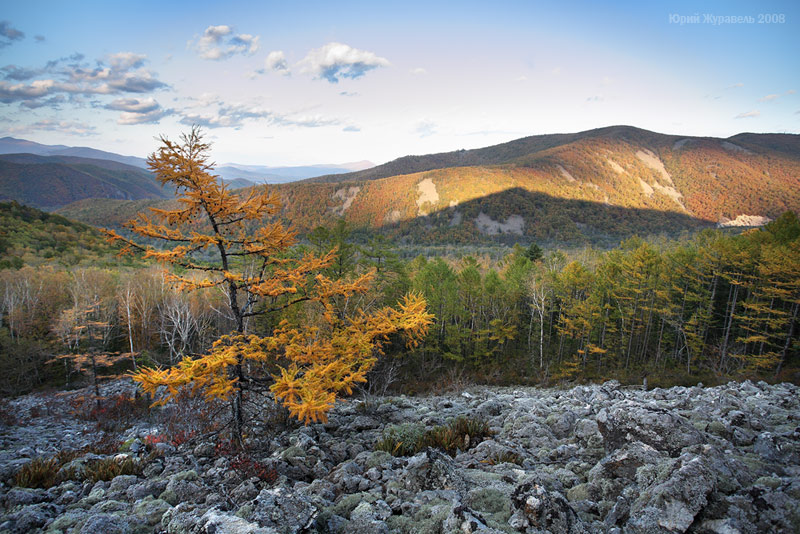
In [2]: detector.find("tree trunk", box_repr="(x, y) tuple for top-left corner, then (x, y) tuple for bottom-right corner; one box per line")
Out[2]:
(774, 301), (799, 378)
(720, 281), (740, 367)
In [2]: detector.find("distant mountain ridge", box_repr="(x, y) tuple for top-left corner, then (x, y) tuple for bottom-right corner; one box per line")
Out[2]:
(0, 153), (170, 210)
(305, 125), (800, 183)
(0, 136), (148, 168)
(215, 160), (374, 185)
(0, 137), (374, 185)
(53, 125), (800, 247)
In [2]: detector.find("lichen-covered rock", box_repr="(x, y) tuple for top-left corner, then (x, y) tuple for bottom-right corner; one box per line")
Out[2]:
(509, 480), (587, 533)
(627, 452), (716, 533)
(160, 470), (205, 506)
(2, 487), (48, 510)
(133, 496), (172, 526)
(195, 508), (277, 534)
(2, 379), (800, 534)
(596, 402), (703, 455)
(403, 448), (465, 493)
(79, 513), (134, 534)
(3, 502), (63, 533)
(244, 487), (318, 533)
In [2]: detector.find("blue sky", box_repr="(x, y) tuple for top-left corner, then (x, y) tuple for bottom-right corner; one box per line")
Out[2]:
(1, 0), (798, 165)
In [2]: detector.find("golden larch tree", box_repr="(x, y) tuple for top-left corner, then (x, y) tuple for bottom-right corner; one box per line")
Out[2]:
(106, 128), (432, 434)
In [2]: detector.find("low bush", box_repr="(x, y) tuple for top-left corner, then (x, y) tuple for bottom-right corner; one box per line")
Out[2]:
(70, 393), (151, 432)
(14, 456), (62, 488)
(376, 416), (493, 457)
(375, 423), (426, 457)
(13, 438), (138, 489)
(486, 450), (524, 466)
(213, 437), (278, 484)
(84, 456), (141, 482)
(0, 399), (17, 426)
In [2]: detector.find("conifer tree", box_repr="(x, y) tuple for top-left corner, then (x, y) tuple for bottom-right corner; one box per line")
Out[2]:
(107, 128), (432, 434)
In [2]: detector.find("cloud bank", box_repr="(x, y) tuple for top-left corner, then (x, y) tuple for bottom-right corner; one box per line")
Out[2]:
(0, 52), (167, 108)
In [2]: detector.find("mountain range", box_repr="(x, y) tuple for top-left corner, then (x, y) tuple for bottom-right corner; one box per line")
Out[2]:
(48, 125), (800, 247)
(0, 153), (170, 210)
(0, 137), (374, 193)
(270, 125), (800, 245)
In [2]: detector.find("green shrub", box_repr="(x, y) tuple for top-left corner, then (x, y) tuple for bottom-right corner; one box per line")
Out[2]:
(84, 456), (141, 482)
(375, 423), (426, 456)
(375, 416), (493, 457)
(14, 457), (61, 488)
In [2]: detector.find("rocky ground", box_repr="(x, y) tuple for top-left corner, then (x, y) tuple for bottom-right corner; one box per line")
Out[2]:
(1, 379), (799, 533)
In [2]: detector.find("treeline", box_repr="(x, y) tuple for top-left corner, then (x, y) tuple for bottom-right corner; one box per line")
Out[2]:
(0, 213), (798, 396)
(404, 212), (800, 387)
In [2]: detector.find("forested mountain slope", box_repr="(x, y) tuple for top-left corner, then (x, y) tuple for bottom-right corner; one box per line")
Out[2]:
(58, 126), (800, 246)
(0, 154), (170, 210)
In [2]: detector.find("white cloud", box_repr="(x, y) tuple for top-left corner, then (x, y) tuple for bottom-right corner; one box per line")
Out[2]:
(105, 97), (172, 125)
(410, 67), (427, 75)
(20, 95), (66, 109)
(179, 100), (340, 130)
(65, 52), (165, 93)
(265, 51), (289, 75)
(105, 97), (160, 113)
(108, 52), (147, 71)
(414, 119), (437, 138)
(117, 108), (171, 125)
(2, 65), (46, 81)
(191, 25), (259, 60)
(279, 114), (339, 128)
(181, 102), (268, 128)
(298, 42), (389, 83)
(735, 110), (760, 119)
(9, 119), (96, 136)
(0, 79), (58, 102)
(759, 94), (780, 102)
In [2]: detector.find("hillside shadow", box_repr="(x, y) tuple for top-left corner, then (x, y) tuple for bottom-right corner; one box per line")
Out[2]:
(376, 187), (714, 247)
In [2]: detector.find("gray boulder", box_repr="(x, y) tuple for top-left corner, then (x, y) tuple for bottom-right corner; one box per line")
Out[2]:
(244, 487), (318, 533)
(626, 452), (716, 533)
(596, 402), (703, 455)
(509, 480), (587, 533)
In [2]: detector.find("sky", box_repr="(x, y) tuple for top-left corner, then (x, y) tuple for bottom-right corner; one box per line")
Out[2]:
(1, 0), (798, 166)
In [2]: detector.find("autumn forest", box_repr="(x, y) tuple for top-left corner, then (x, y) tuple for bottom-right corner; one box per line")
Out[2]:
(1, 129), (798, 425)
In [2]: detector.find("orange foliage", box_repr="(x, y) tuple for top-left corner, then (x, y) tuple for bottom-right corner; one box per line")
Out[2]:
(109, 128), (432, 425)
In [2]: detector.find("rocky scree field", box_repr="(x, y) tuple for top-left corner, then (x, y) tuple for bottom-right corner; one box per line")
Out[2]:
(0, 379), (798, 533)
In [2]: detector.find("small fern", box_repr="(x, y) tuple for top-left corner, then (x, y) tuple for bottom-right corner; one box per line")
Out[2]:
(14, 457), (61, 489)
(375, 416), (493, 457)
